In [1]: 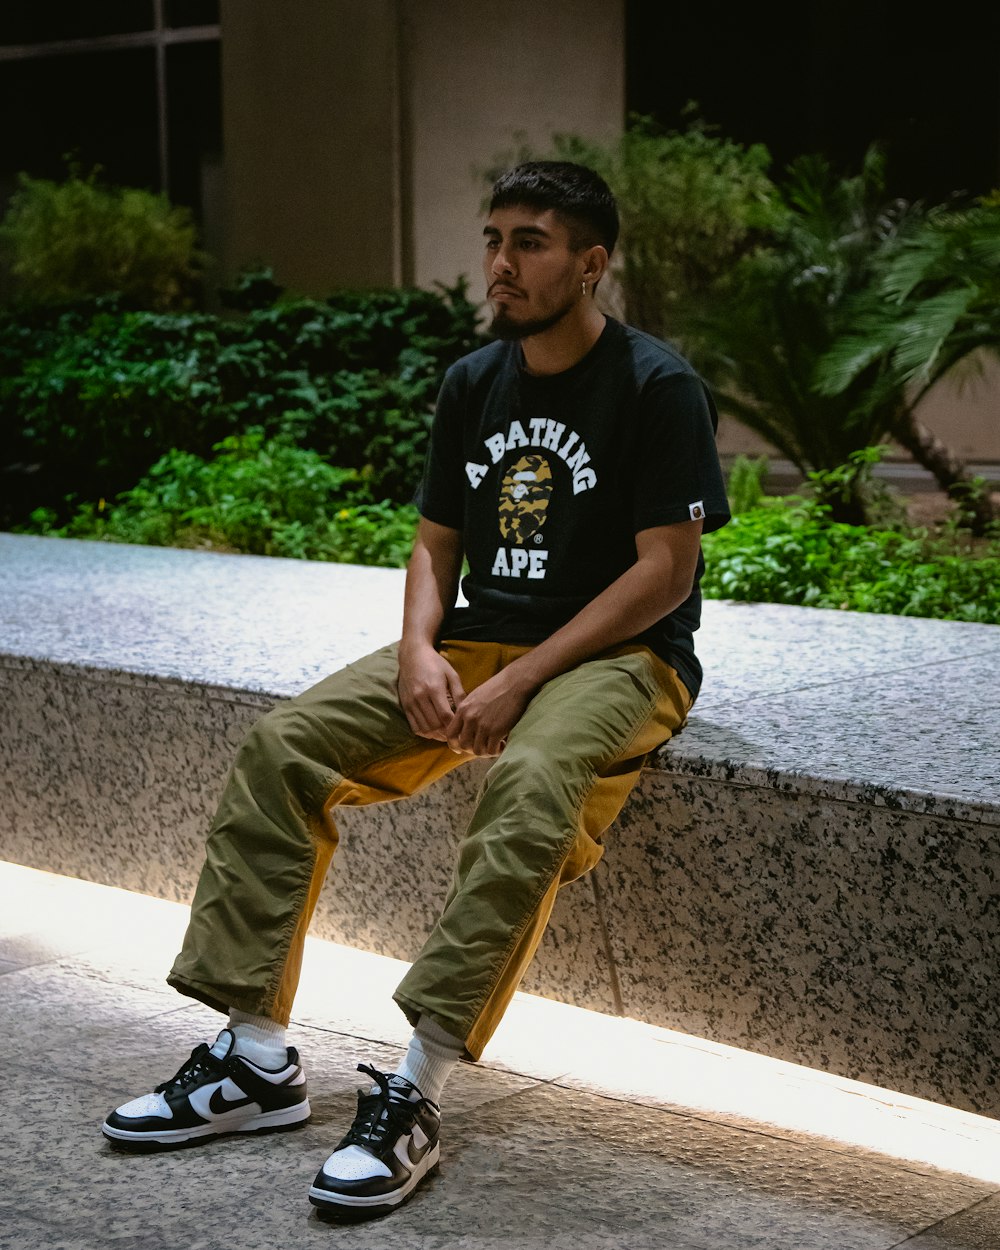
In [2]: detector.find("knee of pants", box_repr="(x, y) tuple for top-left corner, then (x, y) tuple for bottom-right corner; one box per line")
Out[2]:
(459, 747), (602, 903)
(236, 703), (299, 768)
(232, 702), (341, 814)
(477, 740), (610, 880)
(476, 743), (582, 846)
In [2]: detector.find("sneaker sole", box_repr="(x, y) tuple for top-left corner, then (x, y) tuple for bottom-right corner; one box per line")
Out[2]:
(102, 1100), (312, 1151)
(308, 1144), (440, 1217)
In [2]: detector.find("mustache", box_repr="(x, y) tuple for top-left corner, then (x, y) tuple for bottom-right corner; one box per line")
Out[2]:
(488, 281), (525, 297)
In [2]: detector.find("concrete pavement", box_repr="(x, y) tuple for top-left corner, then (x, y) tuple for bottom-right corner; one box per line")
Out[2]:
(3, 860), (1000, 1250)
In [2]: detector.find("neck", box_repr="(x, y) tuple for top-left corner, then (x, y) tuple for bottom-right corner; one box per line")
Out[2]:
(519, 302), (607, 376)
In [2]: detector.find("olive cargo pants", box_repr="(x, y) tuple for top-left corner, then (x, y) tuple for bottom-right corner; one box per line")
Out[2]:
(168, 639), (691, 1059)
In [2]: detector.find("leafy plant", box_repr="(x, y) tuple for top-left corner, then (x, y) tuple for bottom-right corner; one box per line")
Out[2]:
(726, 454), (770, 514)
(562, 115), (782, 347)
(815, 197), (1000, 531)
(817, 199), (1000, 395)
(23, 429), (420, 567)
(218, 265), (286, 312)
(0, 282), (483, 528)
(0, 168), (203, 309)
(701, 492), (1000, 623)
(697, 148), (921, 523)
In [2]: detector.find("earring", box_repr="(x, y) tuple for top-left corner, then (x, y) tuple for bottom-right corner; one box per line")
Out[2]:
(581, 281), (588, 297)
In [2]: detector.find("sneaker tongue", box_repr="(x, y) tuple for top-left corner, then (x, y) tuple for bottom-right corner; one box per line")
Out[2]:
(209, 1029), (235, 1060)
(388, 1075), (421, 1100)
(367, 1075), (418, 1101)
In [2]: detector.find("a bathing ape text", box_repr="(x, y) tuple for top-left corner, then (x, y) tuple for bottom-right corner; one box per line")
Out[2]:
(465, 419), (597, 496)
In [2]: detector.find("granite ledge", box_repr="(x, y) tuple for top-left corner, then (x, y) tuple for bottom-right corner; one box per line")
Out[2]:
(3, 649), (996, 828)
(652, 753), (999, 828)
(0, 652), (275, 708)
(2, 533), (997, 824)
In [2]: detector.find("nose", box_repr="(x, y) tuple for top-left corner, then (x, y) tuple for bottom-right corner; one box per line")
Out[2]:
(490, 246), (515, 278)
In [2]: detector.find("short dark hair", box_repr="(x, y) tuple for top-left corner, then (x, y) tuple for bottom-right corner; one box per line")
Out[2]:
(489, 161), (619, 256)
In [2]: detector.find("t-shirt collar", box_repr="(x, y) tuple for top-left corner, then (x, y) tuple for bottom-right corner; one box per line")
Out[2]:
(513, 316), (617, 384)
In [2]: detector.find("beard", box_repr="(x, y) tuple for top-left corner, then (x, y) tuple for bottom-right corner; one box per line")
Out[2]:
(488, 294), (577, 342)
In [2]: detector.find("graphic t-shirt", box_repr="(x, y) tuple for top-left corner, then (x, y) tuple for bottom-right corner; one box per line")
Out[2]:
(414, 317), (731, 700)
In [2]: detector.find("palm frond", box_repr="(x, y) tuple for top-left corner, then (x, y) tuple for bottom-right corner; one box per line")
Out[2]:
(889, 287), (978, 384)
(880, 234), (950, 303)
(882, 203), (1000, 303)
(814, 334), (897, 396)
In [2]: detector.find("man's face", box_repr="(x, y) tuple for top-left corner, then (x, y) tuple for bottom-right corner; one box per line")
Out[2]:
(483, 206), (585, 341)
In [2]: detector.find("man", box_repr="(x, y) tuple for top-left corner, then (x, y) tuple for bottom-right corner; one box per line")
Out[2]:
(102, 162), (730, 1217)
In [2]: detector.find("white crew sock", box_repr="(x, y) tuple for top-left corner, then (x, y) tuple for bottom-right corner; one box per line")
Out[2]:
(393, 1015), (464, 1105)
(227, 1009), (288, 1069)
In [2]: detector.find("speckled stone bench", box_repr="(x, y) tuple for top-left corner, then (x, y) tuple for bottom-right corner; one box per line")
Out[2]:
(2, 533), (998, 1117)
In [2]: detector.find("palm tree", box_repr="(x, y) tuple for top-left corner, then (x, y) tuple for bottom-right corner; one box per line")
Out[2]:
(816, 198), (1000, 531)
(692, 148), (918, 524)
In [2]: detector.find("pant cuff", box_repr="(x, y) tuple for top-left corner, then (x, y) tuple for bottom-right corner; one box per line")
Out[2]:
(392, 990), (478, 1062)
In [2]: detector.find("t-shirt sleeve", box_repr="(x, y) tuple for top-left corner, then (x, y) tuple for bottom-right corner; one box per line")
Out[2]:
(412, 365), (466, 530)
(631, 371), (731, 535)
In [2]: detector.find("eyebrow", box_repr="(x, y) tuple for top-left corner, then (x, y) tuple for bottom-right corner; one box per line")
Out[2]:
(483, 224), (551, 240)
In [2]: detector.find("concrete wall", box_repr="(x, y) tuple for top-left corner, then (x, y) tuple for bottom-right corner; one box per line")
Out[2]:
(914, 352), (1000, 463)
(402, 0), (625, 293)
(220, 0), (624, 298)
(220, 0), (401, 293)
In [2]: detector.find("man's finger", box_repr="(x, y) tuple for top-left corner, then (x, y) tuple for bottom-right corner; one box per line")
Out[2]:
(405, 694), (446, 740)
(446, 712), (470, 755)
(400, 697), (427, 735)
(428, 687), (457, 730)
(445, 668), (467, 710)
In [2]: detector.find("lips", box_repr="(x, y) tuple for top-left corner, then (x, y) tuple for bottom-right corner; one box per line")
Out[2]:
(489, 284), (524, 298)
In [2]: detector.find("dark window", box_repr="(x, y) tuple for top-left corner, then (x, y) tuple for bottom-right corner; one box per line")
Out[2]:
(166, 38), (222, 213)
(0, 6), (221, 217)
(626, 1), (1000, 203)
(165, 0), (220, 28)
(0, 48), (159, 191)
(0, 1), (154, 47)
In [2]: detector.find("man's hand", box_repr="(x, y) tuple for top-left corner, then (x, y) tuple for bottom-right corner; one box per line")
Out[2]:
(444, 667), (533, 757)
(398, 642), (467, 742)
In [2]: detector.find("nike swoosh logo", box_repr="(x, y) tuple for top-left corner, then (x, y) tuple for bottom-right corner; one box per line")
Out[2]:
(406, 1133), (430, 1167)
(208, 1086), (255, 1115)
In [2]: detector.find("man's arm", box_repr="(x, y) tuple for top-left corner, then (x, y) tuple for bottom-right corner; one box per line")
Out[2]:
(444, 520), (703, 757)
(397, 516), (467, 742)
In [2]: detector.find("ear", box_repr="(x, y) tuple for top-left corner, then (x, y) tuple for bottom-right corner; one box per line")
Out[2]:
(581, 244), (609, 286)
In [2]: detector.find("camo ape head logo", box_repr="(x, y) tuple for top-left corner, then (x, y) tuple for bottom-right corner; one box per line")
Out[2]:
(498, 454), (554, 544)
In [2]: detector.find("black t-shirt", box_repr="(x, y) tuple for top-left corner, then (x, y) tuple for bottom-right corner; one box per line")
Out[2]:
(414, 317), (730, 700)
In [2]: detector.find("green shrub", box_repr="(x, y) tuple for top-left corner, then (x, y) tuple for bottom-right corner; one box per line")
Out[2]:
(23, 432), (1000, 622)
(218, 266), (285, 312)
(725, 454), (770, 514)
(702, 498), (1000, 623)
(0, 169), (203, 309)
(23, 429), (419, 567)
(0, 281), (483, 527)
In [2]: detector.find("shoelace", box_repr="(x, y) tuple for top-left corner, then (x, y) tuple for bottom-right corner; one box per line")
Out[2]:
(340, 1063), (425, 1155)
(154, 1042), (226, 1096)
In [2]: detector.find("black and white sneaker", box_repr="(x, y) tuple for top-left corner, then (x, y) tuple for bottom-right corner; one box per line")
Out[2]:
(102, 1028), (311, 1150)
(308, 1064), (441, 1217)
